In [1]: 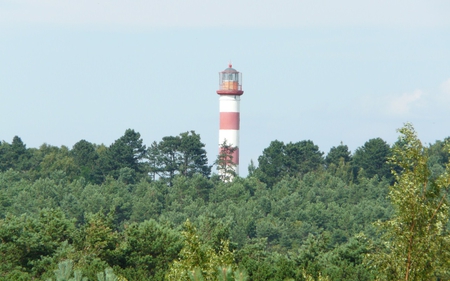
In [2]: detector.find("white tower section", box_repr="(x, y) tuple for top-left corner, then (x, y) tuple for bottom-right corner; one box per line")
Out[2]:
(217, 64), (243, 177)
(219, 95), (241, 172)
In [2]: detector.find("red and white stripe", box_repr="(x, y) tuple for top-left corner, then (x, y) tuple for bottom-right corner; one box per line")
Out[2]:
(219, 95), (240, 174)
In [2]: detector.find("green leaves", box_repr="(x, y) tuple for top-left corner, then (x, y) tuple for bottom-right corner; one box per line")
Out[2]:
(367, 123), (450, 280)
(166, 220), (235, 281)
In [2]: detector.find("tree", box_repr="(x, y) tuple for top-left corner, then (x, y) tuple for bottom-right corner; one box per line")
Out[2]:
(247, 160), (256, 177)
(97, 267), (126, 281)
(149, 136), (179, 181)
(121, 220), (182, 280)
(10, 136), (29, 170)
(0, 136), (29, 171)
(352, 138), (391, 181)
(325, 143), (353, 183)
(284, 140), (324, 176)
(0, 208), (76, 279)
(148, 131), (211, 184)
(72, 140), (98, 182)
(105, 129), (147, 179)
(165, 220), (234, 281)
(428, 138), (450, 167)
(39, 145), (78, 180)
(178, 131), (210, 177)
(325, 143), (351, 168)
(48, 260), (88, 281)
(256, 140), (324, 187)
(215, 140), (237, 182)
(0, 140), (10, 171)
(367, 123), (450, 280)
(74, 211), (122, 280)
(255, 140), (285, 187)
(428, 138), (450, 180)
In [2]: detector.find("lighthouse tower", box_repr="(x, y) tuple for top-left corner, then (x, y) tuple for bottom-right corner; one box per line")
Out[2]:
(217, 63), (244, 178)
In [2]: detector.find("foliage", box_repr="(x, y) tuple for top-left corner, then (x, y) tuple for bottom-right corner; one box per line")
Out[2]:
(215, 140), (238, 182)
(121, 219), (182, 280)
(0, 208), (76, 280)
(104, 129), (147, 181)
(71, 140), (99, 183)
(97, 267), (128, 281)
(427, 138), (450, 180)
(352, 138), (392, 181)
(166, 220), (234, 281)
(367, 123), (450, 280)
(186, 266), (248, 281)
(148, 131), (211, 184)
(47, 260), (87, 281)
(0, 153), (392, 280)
(302, 270), (330, 281)
(256, 140), (324, 187)
(325, 143), (352, 168)
(0, 136), (29, 171)
(3, 126), (448, 280)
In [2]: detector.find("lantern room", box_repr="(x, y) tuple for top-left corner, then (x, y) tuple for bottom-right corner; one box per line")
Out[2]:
(217, 64), (244, 96)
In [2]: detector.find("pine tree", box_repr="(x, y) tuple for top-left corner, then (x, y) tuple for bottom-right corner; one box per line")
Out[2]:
(215, 140), (237, 182)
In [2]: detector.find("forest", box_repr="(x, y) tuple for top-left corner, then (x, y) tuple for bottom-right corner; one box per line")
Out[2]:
(0, 124), (449, 281)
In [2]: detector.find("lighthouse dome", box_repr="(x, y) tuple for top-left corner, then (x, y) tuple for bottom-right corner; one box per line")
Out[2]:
(223, 64), (238, 73)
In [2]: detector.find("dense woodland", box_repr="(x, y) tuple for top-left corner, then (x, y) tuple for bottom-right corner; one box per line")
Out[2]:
(0, 125), (449, 280)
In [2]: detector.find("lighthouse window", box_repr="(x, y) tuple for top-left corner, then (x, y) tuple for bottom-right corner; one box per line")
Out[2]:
(222, 72), (239, 81)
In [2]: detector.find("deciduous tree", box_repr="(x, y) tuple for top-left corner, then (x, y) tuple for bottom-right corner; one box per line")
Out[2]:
(367, 123), (450, 280)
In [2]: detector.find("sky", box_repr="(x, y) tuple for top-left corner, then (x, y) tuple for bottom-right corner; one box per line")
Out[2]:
(1, 0), (450, 176)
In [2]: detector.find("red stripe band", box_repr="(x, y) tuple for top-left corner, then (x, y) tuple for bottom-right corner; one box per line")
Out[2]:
(220, 112), (240, 130)
(218, 147), (239, 164)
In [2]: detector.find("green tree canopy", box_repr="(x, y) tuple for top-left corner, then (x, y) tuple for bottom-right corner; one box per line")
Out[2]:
(325, 143), (351, 167)
(104, 129), (147, 180)
(71, 140), (99, 182)
(367, 124), (450, 280)
(256, 140), (324, 187)
(0, 136), (29, 171)
(148, 131), (210, 184)
(352, 138), (391, 181)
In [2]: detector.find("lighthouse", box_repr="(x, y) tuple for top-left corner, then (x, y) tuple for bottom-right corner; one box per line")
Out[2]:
(217, 64), (244, 178)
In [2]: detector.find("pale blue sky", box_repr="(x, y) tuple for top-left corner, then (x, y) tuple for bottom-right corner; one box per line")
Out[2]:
(1, 1), (450, 176)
